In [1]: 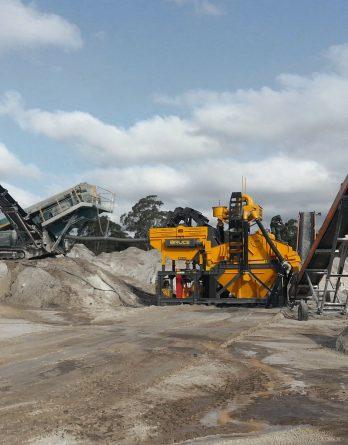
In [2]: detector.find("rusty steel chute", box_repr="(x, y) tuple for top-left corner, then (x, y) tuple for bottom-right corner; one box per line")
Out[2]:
(290, 175), (348, 318)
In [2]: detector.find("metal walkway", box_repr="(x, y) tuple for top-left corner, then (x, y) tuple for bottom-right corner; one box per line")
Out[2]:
(26, 183), (114, 238)
(291, 175), (348, 315)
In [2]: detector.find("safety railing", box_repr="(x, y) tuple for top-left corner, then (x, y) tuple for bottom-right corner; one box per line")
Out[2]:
(29, 184), (115, 225)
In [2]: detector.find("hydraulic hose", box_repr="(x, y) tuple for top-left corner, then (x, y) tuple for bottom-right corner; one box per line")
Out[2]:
(254, 218), (291, 275)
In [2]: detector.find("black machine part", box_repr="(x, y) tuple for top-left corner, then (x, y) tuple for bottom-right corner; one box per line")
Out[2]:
(165, 207), (209, 227)
(164, 207), (222, 247)
(0, 186), (49, 259)
(0, 185), (60, 259)
(0, 185), (43, 246)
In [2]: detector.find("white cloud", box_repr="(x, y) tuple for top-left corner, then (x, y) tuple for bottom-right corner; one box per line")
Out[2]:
(0, 0), (83, 52)
(169, 0), (223, 16)
(1, 43), (348, 222)
(1, 182), (40, 207)
(0, 142), (40, 179)
(84, 155), (332, 221)
(0, 91), (222, 165)
(325, 43), (348, 75)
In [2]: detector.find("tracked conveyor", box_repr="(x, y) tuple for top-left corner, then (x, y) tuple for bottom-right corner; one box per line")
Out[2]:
(290, 175), (348, 317)
(0, 183), (114, 259)
(0, 184), (45, 259)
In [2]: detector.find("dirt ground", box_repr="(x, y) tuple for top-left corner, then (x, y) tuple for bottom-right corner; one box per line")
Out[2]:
(0, 303), (347, 445)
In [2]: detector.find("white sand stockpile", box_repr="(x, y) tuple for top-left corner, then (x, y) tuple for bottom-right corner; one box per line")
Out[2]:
(68, 245), (161, 284)
(0, 245), (161, 318)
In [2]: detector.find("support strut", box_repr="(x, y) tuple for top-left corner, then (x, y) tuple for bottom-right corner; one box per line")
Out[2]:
(255, 218), (285, 264)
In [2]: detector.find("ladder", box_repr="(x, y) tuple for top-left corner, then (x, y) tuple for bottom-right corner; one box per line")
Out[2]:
(228, 192), (244, 263)
(293, 183), (348, 315)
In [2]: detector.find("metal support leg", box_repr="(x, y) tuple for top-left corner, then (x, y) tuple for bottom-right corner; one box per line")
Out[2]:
(320, 201), (344, 313)
(333, 241), (348, 303)
(305, 271), (319, 305)
(52, 214), (78, 252)
(216, 272), (241, 298)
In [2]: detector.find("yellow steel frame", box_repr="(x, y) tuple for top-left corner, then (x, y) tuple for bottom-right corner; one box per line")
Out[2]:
(149, 193), (301, 301)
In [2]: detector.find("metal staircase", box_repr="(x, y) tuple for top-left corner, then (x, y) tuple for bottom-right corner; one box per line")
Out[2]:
(291, 176), (348, 316)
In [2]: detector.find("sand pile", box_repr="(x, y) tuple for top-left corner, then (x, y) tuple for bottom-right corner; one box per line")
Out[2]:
(95, 247), (161, 284)
(68, 244), (163, 284)
(318, 257), (348, 303)
(0, 246), (161, 316)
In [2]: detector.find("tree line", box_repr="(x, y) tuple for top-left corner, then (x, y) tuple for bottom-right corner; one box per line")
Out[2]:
(80, 195), (167, 254)
(80, 195), (298, 254)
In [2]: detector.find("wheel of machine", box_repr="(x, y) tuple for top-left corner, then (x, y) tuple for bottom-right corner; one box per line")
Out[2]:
(298, 300), (309, 321)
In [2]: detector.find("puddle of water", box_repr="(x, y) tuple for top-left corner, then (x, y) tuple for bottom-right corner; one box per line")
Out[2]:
(0, 319), (52, 340)
(176, 425), (337, 444)
(28, 310), (68, 324)
(239, 349), (258, 357)
(200, 408), (226, 427)
(200, 395), (252, 427)
(288, 379), (307, 395)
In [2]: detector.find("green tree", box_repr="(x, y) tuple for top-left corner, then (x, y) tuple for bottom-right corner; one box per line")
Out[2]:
(270, 215), (298, 250)
(270, 215), (284, 241)
(81, 215), (129, 254)
(121, 195), (168, 239)
(283, 218), (298, 250)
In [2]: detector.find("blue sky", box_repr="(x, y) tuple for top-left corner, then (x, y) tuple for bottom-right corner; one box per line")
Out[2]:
(0, 0), (348, 220)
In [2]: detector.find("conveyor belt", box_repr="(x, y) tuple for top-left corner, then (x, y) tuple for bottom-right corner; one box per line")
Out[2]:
(292, 175), (348, 307)
(0, 183), (115, 259)
(0, 185), (42, 242)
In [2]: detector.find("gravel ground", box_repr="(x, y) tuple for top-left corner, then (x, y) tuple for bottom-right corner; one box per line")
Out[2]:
(0, 246), (347, 444)
(0, 304), (346, 445)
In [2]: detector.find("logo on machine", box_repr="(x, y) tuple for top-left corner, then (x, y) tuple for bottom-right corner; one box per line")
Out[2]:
(165, 239), (197, 248)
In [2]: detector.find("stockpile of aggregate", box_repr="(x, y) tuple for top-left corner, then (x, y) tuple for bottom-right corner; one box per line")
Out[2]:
(0, 245), (162, 316)
(68, 245), (162, 284)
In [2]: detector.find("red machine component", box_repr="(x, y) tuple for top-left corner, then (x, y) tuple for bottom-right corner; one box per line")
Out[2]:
(176, 273), (184, 298)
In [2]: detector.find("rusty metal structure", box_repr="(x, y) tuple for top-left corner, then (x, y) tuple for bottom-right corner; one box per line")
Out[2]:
(290, 175), (348, 319)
